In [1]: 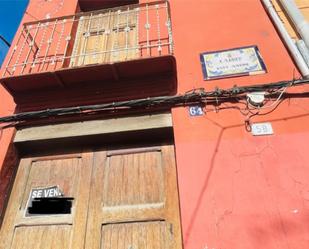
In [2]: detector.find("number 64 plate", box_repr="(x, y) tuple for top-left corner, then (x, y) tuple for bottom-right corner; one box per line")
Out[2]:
(251, 122), (274, 136)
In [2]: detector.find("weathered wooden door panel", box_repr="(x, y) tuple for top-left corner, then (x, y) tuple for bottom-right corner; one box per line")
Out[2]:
(109, 8), (139, 63)
(10, 225), (71, 249)
(103, 149), (164, 207)
(70, 12), (113, 66)
(101, 221), (173, 249)
(85, 145), (182, 249)
(70, 7), (139, 67)
(20, 157), (81, 211)
(0, 153), (93, 249)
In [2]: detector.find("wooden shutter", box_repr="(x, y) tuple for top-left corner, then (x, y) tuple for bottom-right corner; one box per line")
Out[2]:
(70, 7), (139, 67)
(0, 153), (93, 249)
(109, 7), (139, 63)
(85, 145), (183, 249)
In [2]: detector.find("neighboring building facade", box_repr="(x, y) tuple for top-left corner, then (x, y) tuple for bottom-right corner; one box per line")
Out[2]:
(0, 0), (309, 249)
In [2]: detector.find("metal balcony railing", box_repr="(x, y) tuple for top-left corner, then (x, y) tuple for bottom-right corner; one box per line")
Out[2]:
(2, 1), (173, 78)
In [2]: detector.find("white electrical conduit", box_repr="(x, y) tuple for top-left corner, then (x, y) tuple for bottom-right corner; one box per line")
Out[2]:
(262, 0), (309, 78)
(278, 0), (309, 49)
(296, 39), (309, 67)
(279, 0), (309, 70)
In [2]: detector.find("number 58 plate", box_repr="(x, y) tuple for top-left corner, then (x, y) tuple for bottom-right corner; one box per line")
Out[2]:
(251, 122), (274, 136)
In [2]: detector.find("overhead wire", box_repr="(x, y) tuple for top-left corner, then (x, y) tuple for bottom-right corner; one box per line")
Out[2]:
(0, 35), (11, 47)
(0, 78), (308, 124)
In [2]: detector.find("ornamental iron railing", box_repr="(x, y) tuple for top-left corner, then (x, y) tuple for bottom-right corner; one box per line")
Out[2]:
(2, 0), (173, 78)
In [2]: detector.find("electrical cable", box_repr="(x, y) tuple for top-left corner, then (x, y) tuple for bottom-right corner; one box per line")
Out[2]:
(0, 35), (11, 47)
(0, 78), (308, 124)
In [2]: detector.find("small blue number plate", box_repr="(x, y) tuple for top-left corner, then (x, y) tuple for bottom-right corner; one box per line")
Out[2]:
(189, 106), (204, 116)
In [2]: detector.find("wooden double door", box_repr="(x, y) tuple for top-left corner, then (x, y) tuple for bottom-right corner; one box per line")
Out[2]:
(0, 144), (182, 249)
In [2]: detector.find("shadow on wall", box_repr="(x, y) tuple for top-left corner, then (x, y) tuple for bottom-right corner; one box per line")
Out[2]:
(249, 213), (309, 246)
(183, 106), (309, 246)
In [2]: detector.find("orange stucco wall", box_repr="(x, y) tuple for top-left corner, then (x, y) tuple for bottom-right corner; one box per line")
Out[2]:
(170, 1), (309, 249)
(1, 0), (309, 249)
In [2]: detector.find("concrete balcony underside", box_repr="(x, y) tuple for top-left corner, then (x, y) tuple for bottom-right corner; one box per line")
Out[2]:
(4, 56), (176, 111)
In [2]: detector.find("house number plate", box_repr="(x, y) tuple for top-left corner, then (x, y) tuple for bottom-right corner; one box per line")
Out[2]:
(251, 122), (274, 136)
(189, 106), (204, 116)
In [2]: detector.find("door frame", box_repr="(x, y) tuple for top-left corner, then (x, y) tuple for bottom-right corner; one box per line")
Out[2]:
(0, 112), (178, 226)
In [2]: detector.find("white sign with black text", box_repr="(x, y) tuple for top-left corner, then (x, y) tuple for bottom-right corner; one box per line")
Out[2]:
(25, 186), (64, 216)
(30, 186), (63, 199)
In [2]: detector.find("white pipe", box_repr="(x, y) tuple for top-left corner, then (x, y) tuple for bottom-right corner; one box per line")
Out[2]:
(278, 0), (309, 49)
(262, 0), (309, 78)
(296, 39), (309, 67)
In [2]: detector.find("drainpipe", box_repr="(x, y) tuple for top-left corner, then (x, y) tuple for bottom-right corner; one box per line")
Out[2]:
(262, 0), (309, 78)
(296, 39), (309, 67)
(278, 0), (309, 49)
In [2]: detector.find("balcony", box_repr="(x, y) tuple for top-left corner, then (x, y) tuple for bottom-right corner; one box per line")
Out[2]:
(1, 1), (176, 110)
